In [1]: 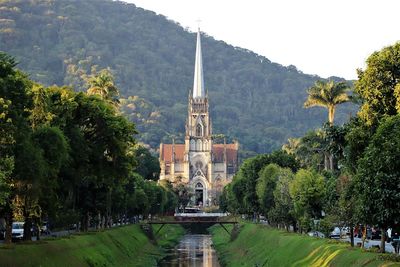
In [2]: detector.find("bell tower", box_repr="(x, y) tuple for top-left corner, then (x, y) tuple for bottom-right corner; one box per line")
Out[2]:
(184, 28), (212, 205)
(159, 27), (239, 207)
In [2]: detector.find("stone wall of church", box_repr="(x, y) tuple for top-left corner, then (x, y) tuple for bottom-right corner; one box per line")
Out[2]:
(212, 162), (226, 173)
(174, 162), (184, 173)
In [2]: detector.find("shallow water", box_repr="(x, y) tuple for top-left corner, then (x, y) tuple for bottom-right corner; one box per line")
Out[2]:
(158, 234), (221, 267)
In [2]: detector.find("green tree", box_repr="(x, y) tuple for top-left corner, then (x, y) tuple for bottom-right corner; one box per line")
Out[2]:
(354, 114), (400, 253)
(32, 126), (69, 234)
(355, 42), (400, 126)
(256, 164), (280, 220)
(343, 118), (373, 174)
(172, 176), (193, 211)
(287, 130), (327, 170)
(269, 167), (295, 230)
(131, 145), (160, 181)
(323, 123), (347, 170)
(0, 157), (13, 208)
(290, 169), (326, 232)
(304, 80), (350, 125)
(229, 177), (247, 214)
(230, 151), (298, 216)
(0, 52), (33, 243)
(0, 97), (14, 211)
(159, 180), (178, 214)
(29, 84), (54, 128)
(14, 135), (48, 241)
(86, 69), (119, 104)
(337, 174), (357, 247)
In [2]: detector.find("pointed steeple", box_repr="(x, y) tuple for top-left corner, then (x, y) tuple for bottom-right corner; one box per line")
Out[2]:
(192, 28), (205, 99)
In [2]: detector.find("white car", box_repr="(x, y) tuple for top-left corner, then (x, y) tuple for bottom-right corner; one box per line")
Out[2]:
(329, 227), (341, 239)
(12, 222), (24, 240)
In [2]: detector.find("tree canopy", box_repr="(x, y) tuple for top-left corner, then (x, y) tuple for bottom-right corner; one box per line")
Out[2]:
(355, 42), (400, 126)
(0, 52), (177, 244)
(304, 80), (350, 125)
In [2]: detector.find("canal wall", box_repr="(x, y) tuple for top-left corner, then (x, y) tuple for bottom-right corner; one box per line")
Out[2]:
(210, 223), (400, 267)
(0, 224), (185, 267)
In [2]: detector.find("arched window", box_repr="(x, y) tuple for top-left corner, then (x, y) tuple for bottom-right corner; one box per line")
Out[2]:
(196, 182), (203, 188)
(196, 124), (203, 137)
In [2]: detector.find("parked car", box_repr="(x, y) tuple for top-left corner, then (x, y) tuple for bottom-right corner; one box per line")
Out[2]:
(12, 222), (24, 240)
(329, 227), (341, 239)
(341, 227), (350, 236)
(308, 231), (325, 238)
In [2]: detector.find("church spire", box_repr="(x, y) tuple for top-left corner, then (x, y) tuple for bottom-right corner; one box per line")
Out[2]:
(192, 28), (205, 99)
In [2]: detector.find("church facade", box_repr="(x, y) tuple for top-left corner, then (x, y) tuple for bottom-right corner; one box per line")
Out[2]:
(159, 29), (239, 207)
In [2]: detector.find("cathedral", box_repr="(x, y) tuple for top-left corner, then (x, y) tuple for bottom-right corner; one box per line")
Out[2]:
(159, 29), (239, 207)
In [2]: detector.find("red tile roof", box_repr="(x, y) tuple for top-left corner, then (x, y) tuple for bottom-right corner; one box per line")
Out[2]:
(212, 144), (238, 164)
(160, 144), (185, 163)
(160, 143), (238, 164)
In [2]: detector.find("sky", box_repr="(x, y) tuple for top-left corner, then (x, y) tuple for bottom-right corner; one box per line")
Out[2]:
(124, 0), (400, 80)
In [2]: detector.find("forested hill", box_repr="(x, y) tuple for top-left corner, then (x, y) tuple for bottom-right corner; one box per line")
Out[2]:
(0, 0), (354, 156)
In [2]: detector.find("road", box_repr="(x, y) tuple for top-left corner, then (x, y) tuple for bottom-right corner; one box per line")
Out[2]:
(341, 236), (395, 253)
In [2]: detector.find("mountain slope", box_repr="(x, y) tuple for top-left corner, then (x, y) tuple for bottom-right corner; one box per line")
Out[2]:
(0, 0), (355, 156)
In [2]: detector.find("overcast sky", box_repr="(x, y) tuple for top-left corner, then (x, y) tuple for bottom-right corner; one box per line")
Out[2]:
(125, 0), (400, 80)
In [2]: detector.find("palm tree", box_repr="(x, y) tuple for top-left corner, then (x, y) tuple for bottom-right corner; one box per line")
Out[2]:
(304, 80), (350, 125)
(86, 69), (119, 104)
(304, 80), (350, 170)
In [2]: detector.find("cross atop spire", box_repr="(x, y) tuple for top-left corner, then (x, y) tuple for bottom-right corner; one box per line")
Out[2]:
(192, 28), (205, 99)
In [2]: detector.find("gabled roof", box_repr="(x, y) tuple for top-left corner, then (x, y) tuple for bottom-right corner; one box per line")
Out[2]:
(160, 143), (238, 165)
(212, 144), (238, 164)
(160, 144), (185, 163)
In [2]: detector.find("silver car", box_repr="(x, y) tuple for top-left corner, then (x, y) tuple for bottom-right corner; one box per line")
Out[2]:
(12, 222), (24, 240)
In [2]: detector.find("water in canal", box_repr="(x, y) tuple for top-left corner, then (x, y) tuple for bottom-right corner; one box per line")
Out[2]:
(158, 234), (221, 267)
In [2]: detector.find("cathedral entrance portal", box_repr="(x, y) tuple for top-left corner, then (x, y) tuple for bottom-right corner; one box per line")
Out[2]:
(195, 182), (204, 206)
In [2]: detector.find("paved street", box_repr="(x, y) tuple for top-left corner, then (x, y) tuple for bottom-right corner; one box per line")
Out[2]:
(342, 237), (395, 253)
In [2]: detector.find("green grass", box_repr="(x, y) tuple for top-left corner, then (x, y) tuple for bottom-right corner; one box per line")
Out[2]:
(0, 224), (185, 267)
(210, 223), (400, 267)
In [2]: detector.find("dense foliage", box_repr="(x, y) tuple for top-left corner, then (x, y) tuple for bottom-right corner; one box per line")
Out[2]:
(0, 53), (178, 244)
(0, 0), (355, 156)
(221, 42), (400, 253)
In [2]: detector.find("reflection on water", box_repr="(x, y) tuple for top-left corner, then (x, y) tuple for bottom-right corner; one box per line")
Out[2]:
(158, 234), (220, 267)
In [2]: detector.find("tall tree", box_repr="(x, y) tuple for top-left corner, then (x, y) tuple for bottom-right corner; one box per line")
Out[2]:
(354, 114), (400, 253)
(256, 164), (280, 220)
(355, 42), (400, 126)
(86, 69), (119, 104)
(229, 151), (298, 216)
(269, 167), (295, 230)
(287, 130), (325, 170)
(304, 80), (350, 125)
(0, 97), (14, 211)
(130, 145), (160, 181)
(0, 53), (33, 244)
(290, 169), (325, 232)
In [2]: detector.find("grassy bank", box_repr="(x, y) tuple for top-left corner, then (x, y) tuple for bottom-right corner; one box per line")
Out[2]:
(210, 223), (400, 267)
(0, 224), (185, 267)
